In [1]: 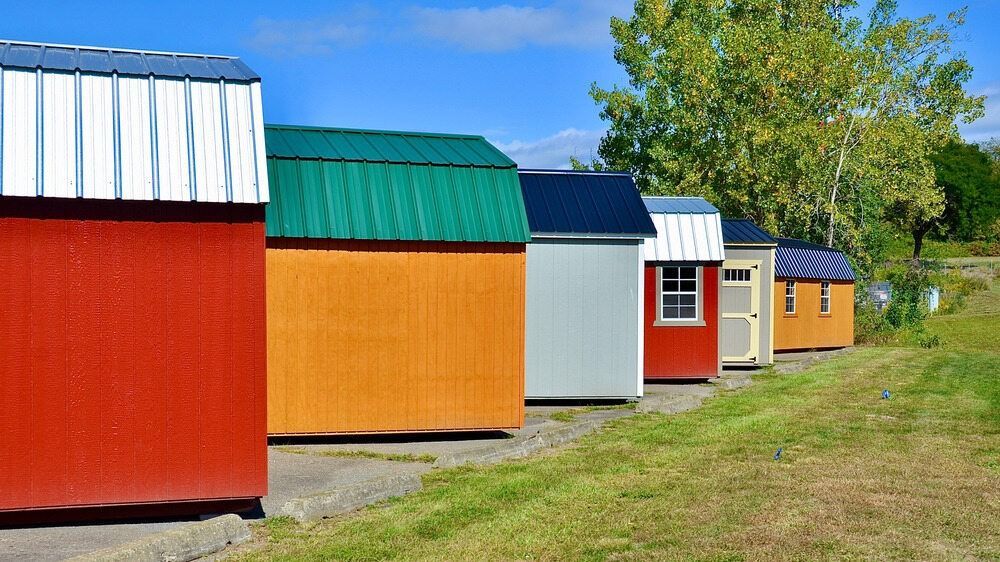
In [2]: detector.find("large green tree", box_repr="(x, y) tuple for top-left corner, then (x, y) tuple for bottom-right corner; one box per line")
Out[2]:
(591, 0), (983, 277)
(902, 141), (1000, 259)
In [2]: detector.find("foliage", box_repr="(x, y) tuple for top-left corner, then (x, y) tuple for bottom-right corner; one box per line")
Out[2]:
(591, 0), (983, 280)
(881, 262), (934, 328)
(927, 141), (1000, 243)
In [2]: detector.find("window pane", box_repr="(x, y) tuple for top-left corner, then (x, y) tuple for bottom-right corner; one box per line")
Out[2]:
(680, 294), (696, 306)
(679, 306), (697, 319)
(680, 267), (697, 279)
(663, 306), (679, 319)
(663, 267), (678, 279)
(680, 280), (697, 292)
(664, 280), (679, 292)
(664, 294), (679, 306)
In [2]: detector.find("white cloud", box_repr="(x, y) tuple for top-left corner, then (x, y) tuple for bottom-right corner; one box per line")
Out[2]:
(490, 128), (605, 169)
(960, 84), (1000, 142)
(244, 16), (369, 57)
(408, 1), (632, 52)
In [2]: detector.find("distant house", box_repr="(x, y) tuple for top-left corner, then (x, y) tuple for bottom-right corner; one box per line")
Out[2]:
(264, 125), (530, 435)
(773, 238), (856, 351)
(642, 197), (725, 378)
(520, 170), (656, 400)
(720, 220), (777, 366)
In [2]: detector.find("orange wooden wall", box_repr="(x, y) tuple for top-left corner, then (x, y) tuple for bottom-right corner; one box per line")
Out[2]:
(773, 279), (855, 351)
(266, 239), (526, 435)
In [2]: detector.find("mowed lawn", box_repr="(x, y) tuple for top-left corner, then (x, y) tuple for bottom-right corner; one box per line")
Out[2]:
(241, 288), (1000, 561)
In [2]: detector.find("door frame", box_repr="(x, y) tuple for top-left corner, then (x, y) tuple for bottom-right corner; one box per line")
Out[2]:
(721, 259), (761, 363)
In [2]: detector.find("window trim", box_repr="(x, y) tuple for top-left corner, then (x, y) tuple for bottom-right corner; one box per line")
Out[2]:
(722, 267), (753, 286)
(654, 265), (705, 327)
(784, 280), (797, 315)
(820, 280), (831, 315)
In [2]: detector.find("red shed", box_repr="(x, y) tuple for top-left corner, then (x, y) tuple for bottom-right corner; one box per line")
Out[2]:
(642, 197), (725, 379)
(0, 40), (269, 516)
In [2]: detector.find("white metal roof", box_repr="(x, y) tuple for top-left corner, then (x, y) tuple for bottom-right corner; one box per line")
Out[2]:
(0, 41), (268, 204)
(642, 197), (725, 262)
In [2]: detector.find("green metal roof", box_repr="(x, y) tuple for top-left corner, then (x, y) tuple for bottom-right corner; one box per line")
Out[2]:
(264, 125), (530, 243)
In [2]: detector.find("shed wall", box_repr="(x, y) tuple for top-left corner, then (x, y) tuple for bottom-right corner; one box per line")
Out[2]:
(266, 240), (525, 434)
(525, 239), (643, 399)
(721, 246), (774, 365)
(773, 279), (854, 351)
(644, 264), (721, 378)
(0, 198), (267, 512)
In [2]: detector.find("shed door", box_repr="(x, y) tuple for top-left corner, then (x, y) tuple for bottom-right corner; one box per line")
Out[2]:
(721, 259), (761, 363)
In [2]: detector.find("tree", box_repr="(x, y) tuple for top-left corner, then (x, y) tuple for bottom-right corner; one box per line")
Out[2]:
(591, 0), (983, 278)
(903, 141), (1000, 259)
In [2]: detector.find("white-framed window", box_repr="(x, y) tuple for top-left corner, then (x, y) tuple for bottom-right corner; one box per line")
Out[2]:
(660, 266), (700, 321)
(820, 281), (831, 314)
(785, 280), (796, 314)
(723, 268), (752, 283)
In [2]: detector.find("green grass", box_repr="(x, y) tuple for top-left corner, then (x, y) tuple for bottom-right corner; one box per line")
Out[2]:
(885, 236), (979, 260)
(275, 446), (437, 464)
(240, 290), (1000, 561)
(548, 403), (636, 423)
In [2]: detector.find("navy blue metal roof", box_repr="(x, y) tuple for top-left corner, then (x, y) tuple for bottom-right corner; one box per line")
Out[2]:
(722, 219), (777, 245)
(775, 238), (856, 281)
(642, 196), (720, 214)
(0, 40), (259, 81)
(518, 170), (657, 237)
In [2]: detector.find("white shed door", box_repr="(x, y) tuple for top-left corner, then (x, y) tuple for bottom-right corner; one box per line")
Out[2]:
(721, 259), (761, 363)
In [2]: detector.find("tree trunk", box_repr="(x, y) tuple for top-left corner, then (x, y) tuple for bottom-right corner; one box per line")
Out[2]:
(912, 226), (928, 262)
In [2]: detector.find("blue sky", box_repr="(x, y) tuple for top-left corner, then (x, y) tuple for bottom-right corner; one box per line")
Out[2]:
(2, 1), (997, 168)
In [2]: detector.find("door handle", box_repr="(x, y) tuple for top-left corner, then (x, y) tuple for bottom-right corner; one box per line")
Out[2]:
(750, 313), (758, 318)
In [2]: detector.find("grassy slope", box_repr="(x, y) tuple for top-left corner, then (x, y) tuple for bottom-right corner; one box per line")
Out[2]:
(242, 293), (1000, 561)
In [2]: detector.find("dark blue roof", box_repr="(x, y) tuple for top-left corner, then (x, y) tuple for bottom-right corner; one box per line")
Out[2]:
(0, 40), (259, 81)
(518, 170), (656, 237)
(642, 197), (719, 214)
(722, 219), (776, 245)
(775, 238), (855, 281)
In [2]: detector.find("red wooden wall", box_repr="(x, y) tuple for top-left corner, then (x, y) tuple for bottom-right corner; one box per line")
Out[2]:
(0, 198), (267, 513)
(644, 264), (721, 379)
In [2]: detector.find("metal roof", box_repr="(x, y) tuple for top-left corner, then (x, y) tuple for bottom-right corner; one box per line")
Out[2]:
(775, 238), (856, 281)
(642, 197), (725, 262)
(642, 196), (720, 214)
(265, 125), (514, 167)
(518, 170), (656, 238)
(265, 125), (530, 242)
(0, 47), (268, 203)
(721, 219), (777, 245)
(0, 40), (259, 81)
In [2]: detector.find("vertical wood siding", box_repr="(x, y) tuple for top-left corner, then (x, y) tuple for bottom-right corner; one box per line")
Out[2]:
(525, 239), (643, 399)
(266, 240), (526, 435)
(644, 264), (721, 378)
(0, 198), (267, 512)
(773, 279), (855, 351)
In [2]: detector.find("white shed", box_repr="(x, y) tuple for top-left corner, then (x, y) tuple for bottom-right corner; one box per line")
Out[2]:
(521, 170), (656, 400)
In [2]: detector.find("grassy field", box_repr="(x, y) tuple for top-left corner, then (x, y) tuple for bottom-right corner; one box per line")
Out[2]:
(239, 291), (1000, 561)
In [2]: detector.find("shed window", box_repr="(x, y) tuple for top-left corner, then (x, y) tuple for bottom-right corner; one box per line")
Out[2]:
(660, 266), (699, 320)
(785, 280), (796, 314)
(724, 268), (751, 283)
(820, 281), (831, 314)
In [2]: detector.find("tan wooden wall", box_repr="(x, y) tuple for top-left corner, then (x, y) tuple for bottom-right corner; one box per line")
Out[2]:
(773, 279), (854, 351)
(266, 239), (525, 435)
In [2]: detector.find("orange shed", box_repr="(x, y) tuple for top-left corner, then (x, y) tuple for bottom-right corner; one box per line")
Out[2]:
(773, 238), (856, 351)
(264, 125), (530, 435)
